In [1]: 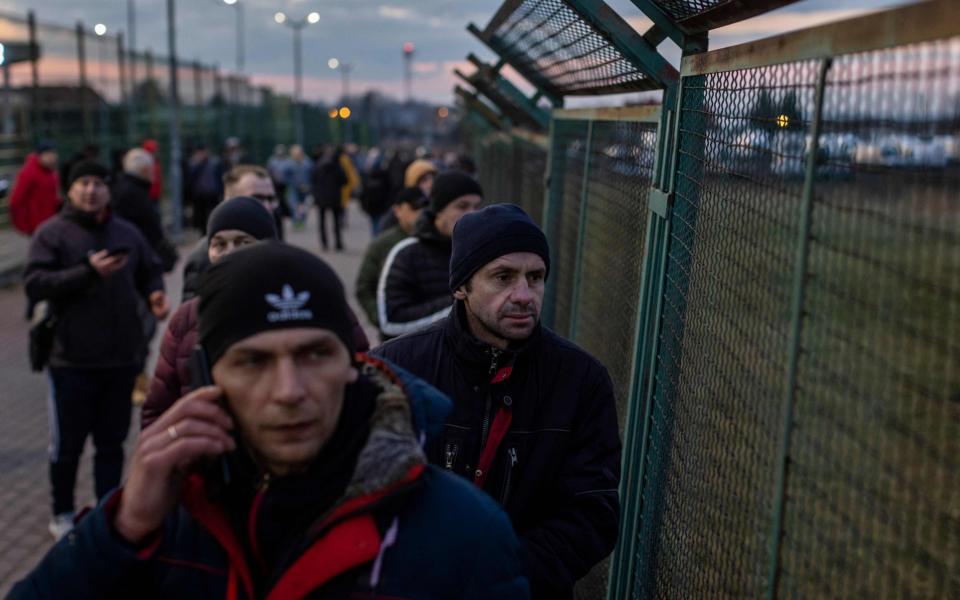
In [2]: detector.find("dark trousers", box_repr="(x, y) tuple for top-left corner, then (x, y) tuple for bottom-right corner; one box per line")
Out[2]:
(318, 205), (344, 250)
(47, 366), (139, 516)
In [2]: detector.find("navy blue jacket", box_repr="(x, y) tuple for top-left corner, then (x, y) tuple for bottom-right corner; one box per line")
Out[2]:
(10, 358), (529, 600)
(373, 304), (621, 599)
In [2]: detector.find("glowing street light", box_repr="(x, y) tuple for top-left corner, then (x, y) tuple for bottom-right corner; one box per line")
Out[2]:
(328, 108), (339, 119)
(274, 11), (322, 144)
(327, 58), (339, 70)
(94, 23), (108, 36)
(777, 114), (790, 128)
(437, 107), (449, 119)
(338, 106), (351, 119)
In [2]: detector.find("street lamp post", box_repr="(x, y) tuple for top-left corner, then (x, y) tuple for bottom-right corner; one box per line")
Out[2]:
(328, 58), (353, 143)
(167, 0), (184, 239)
(221, 0), (244, 73)
(94, 24), (109, 160)
(275, 10), (319, 146)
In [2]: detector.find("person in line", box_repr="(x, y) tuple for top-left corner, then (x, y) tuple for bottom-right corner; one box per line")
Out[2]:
(141, 196), (278, 430)
(24, 160), (169, 541)
(181, 165), (280, 302)
(312, 146), (347, 252)
(377, 158), (437, 232)
(355, 187), (427, 334)
(283, 144), (312, 227)
(266, 144), (290, 233)
(359, 147), (393, 236)
(184, 144), (224, 233)
(11, 243), (529, 600)
(376, 170), (482, 339)
(374, 204), (621, 599)
(111, 148), (178, 272)
(9, 141), (60, 236)
(179, 165), (371, 347)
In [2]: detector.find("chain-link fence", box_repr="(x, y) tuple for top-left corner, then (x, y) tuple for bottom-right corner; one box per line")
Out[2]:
(462, 2), (959, 599)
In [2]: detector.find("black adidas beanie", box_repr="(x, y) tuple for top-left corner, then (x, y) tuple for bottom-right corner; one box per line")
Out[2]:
(67, 160), (109, 189)
(198, 242), (355, 365)
(207, 196), (278, 241)
(428, 170), (483, 213)
(449, 203), (550, 291)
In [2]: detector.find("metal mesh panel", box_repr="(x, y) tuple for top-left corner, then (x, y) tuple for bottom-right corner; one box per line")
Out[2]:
(635, 60), (820, 597)
(516, 137), (548, 226)
(573, 120), (657, 422)
(648, 0), (800, 31)
(779, 38), (960, 598)
(544, 118), (589, 336)
(487, 0), (659, 96)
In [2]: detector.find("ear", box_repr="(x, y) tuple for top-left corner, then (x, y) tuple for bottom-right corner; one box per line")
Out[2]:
(346, 365), (359, 383)
(453, 287), (467, 301)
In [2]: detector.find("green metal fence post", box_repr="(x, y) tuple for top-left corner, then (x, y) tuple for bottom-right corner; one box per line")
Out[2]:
(540, 115), (559, 328)
(765, 57), (832, 600)
(567, 119), (594, 339)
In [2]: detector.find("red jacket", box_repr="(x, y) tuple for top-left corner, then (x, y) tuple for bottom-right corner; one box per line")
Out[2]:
(143, 139), (163, 201)
(10, 153), (60, 234)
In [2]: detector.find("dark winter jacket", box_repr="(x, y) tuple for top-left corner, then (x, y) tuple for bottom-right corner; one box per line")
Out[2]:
(372, 304), (621, 599)
(376, 212), (454, 338)
(9, 153), (60, 235)
(356, 225), (408, 329)
(24, 205), (165, 368)
(10, 358), (529, 600)
(311, 156), (347, 209)
(111, 172), (178, 272)
(141, 297), (199, 430)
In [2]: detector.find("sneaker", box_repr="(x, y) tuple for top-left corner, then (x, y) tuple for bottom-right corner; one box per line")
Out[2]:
(48, 512), (75, 542)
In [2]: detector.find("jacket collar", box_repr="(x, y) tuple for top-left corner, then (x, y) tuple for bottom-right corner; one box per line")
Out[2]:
(412, 210), (450, 246)
(444, 301), (541, 375)
(60, 203), (110, 230)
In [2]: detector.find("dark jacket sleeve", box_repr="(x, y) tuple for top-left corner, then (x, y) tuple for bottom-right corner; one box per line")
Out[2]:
(377, 241), (452, 337)
(180, 239), (209, 302)
(8, 492), (155, 599)
(132, 228), (165, 301)
(519, 364), (622, 597)
(355, 232), (393, 326)
(142, 303), (191, 430)
(461, 503), (531, 600)
(24, 228), (98, 303)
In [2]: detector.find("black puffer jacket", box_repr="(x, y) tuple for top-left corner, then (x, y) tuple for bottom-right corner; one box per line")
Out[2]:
(376, 211), (454, 338)
(372, 303), (621, 599)
(24, 205), (165, 368)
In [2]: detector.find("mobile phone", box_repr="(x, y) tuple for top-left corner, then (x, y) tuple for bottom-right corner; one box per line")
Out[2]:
(189, 345), (232, 487)
(107, 247), (131, 258)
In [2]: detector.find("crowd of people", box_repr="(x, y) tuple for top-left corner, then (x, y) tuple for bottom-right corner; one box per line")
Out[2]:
(7, 134), (621, 600)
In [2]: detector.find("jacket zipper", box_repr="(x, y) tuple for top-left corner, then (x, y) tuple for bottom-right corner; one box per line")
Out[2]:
(443, 442), (459, 470)
(501, 447), (518, 504)
(480, 349), (502, 448)
(247, 473), (271, 574)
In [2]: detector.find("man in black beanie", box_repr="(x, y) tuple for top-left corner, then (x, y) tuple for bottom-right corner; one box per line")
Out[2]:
(24, 159), (168, 541)
(374, 204), (621, 600)
(376, 170), (482, 339)
(13, 243), (530, 600)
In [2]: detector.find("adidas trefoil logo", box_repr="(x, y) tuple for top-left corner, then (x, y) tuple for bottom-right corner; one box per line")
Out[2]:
(265, 284), (313, 323)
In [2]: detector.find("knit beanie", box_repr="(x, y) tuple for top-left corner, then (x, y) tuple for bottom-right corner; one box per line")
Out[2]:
(67, 160), (109, 188)
(198, 242), (355, 365)
(403, 159), (437, 188)
(207, 196), (278, 241)
(449, 203), (550, 291)
(429, 170), (483, 214)
(36, 140), (55, 154)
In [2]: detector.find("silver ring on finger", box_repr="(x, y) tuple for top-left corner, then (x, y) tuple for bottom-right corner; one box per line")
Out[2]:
(167, 425), (179, 441)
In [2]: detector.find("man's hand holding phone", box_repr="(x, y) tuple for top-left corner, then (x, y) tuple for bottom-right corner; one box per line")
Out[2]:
(114, 386), (235, 545)
(88, 249), (128, 278)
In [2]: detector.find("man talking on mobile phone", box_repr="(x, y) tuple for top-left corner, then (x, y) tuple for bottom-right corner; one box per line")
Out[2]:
(24, 160), (169, 543)
(12, 243), (528, 600)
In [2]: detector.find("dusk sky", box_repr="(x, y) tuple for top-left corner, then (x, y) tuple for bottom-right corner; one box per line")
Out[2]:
(1, 0), (909, 105)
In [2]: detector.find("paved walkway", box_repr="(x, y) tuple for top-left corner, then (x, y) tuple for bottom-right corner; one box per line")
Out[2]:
(0, 205), (375, 594)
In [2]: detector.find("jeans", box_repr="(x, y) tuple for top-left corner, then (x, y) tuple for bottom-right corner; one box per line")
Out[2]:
(47, 366), (139, 515)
